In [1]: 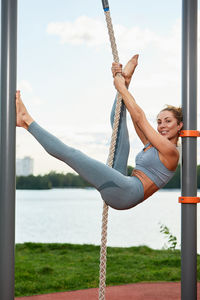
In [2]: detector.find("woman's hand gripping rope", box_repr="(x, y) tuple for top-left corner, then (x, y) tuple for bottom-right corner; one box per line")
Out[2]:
(111, 62), (127, 94)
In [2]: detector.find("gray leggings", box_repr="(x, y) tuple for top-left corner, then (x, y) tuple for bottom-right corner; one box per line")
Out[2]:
(28, 96), (144, 210)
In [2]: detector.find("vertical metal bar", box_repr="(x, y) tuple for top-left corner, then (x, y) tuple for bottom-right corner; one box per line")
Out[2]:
(0, 0), (17, 299)
(181, 0), (198, 299)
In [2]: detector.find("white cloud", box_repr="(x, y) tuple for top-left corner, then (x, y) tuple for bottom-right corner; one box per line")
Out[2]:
(47, 16), (108, 46)
(45, 15), (184, 76)
(46, 15), (182, 55)
(46, 16), (173, 54)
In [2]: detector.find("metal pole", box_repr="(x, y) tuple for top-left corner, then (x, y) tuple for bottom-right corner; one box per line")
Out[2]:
(0, 0), (17, 299)
(181, 0), (198, 299)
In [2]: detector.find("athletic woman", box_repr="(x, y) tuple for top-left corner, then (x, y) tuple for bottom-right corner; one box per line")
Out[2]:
(16, 55), (183, 210)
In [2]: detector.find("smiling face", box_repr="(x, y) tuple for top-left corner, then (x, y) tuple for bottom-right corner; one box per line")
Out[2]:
(157, 110), (183, 143)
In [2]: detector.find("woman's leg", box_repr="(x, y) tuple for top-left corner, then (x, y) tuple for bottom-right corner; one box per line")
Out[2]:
(110, 94), (129, 175)
(28, 122), (144, 210)
(110, 54), (139, 175)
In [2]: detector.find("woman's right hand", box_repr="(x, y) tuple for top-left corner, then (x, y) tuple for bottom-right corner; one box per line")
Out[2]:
(16, 90), (34, 129)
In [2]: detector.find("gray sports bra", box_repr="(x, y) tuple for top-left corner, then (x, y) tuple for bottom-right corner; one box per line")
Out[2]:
(135, 143), (175, 188)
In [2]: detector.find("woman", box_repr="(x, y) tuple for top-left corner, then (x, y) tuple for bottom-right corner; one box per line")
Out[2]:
(16, 55), (183, 210)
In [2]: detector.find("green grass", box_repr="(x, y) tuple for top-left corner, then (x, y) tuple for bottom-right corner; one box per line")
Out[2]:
(15, 243), (200, 297)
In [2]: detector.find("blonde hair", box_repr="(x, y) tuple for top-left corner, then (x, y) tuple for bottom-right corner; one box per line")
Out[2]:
(159, 105), (183, 124)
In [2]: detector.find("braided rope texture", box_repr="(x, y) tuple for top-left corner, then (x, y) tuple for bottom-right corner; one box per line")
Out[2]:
(99, 10), (123, 300)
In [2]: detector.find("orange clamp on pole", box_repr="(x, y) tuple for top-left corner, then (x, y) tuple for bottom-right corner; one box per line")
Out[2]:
(179, 196), (200, 204)
(179, 130), (200, 137)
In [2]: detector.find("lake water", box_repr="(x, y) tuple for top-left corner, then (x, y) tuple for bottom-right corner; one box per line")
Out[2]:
(16, 189), (200, 252)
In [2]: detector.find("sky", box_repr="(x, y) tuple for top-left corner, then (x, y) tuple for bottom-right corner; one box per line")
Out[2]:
(16, 0), (200, 175)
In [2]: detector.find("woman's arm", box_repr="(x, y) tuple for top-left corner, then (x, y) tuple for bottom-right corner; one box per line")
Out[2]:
(131, 117), (149, 146)
(114, 76), (178, 162)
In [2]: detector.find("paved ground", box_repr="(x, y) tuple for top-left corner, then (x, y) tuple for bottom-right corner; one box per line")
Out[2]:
(16, 282), (200, 300)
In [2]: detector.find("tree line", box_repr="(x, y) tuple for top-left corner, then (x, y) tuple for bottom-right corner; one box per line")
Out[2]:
(16, 165), (200, 190)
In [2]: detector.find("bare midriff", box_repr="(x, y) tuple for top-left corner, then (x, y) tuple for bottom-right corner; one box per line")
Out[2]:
(132, 169), (159, 200)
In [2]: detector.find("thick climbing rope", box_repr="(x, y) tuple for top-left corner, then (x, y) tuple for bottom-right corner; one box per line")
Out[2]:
(99, 1), (123, 299)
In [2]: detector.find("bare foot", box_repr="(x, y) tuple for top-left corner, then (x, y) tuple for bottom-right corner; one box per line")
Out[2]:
(16, 91), (34, 129)
(123, 54), (139, 87)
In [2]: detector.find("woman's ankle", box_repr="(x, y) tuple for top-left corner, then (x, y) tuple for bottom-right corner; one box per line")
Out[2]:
(23, 114), (34, 130)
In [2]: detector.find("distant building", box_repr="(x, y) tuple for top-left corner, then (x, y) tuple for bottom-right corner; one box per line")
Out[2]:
(16, 157), (34, 176)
